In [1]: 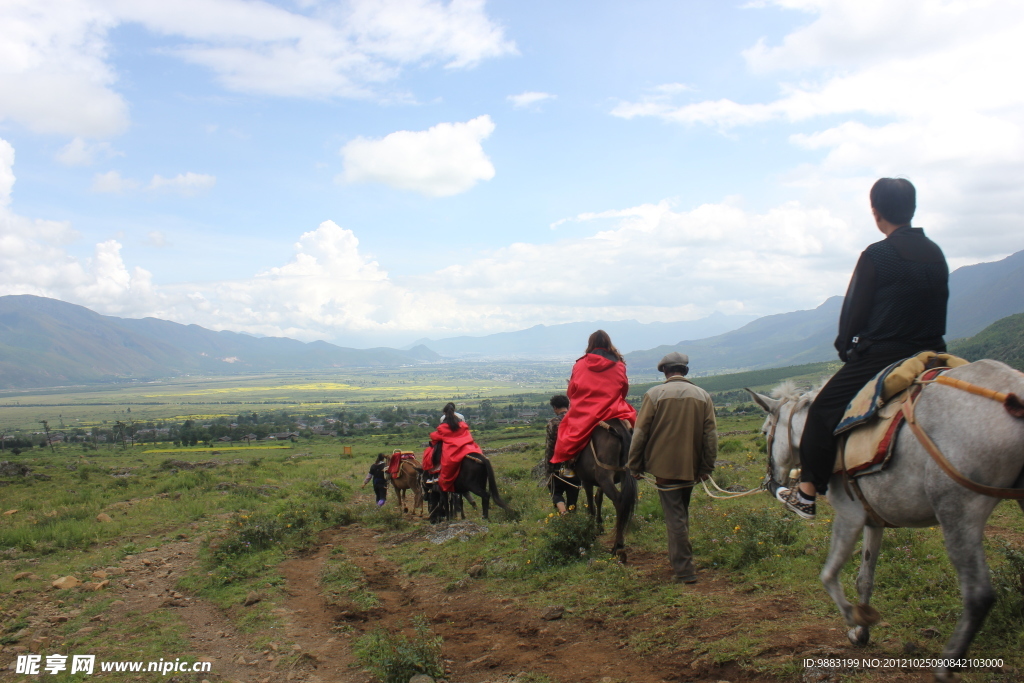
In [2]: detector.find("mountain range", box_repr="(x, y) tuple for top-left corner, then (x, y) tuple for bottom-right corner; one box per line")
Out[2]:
(407, 313), (758, 358)
(0, 295), (440, 389)
(1, 248), (1022, 389)
(624, 249), (1024, 374)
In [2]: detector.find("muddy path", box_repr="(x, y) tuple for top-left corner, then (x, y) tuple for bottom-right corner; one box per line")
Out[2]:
(3, 512), (951, 683)
(274, 522), (869, 683)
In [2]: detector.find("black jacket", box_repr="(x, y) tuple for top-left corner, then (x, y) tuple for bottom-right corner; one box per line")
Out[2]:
(835, 225), (948, 362)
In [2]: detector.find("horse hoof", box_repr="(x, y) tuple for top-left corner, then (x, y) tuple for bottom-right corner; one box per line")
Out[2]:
(852, 603), (880, 626)
(846, 626), (870, 647)
(614, 549), (627, 564)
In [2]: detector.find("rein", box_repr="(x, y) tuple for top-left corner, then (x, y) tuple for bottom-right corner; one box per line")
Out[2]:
(902, 377), (1024, 499)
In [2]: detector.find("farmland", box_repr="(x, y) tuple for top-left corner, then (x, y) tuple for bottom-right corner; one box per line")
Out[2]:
(0, 363), (573, 434)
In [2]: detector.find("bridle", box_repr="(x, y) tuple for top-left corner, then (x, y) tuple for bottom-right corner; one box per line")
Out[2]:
(762, 395), (805, 488)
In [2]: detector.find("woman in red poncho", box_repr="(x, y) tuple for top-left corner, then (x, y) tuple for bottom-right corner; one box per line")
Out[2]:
(428, 402), (483, 492)
(551, 330), (636, 470)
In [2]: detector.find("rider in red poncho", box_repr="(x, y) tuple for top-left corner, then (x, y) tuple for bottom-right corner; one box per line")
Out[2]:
(552, 330), (636, 469)
(429, 402), (483, 492)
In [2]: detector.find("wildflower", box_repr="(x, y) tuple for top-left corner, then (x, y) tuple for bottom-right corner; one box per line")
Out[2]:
(733, 525), (741, 533)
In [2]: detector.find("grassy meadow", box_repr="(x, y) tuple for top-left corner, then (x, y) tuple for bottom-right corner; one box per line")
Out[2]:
(1, 363), (1022, 681)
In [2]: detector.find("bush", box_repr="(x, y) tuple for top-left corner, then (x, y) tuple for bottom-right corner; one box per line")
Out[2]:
(532, 509), (599, 570)
(353, 617), (443, 683)
(704, 507), (801, 570)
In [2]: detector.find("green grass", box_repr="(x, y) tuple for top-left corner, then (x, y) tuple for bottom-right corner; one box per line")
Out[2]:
(0, 411), (1021, 682)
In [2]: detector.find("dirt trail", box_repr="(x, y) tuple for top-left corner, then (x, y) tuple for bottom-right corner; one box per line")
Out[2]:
(6, 512), (952, 683)
(275, 523), (844, 683)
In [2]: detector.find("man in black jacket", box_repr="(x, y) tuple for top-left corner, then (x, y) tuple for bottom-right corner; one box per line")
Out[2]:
(776, 178), (949, 519)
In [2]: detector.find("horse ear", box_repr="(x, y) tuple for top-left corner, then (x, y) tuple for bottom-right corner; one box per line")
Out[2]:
(745, 388), (780, 414)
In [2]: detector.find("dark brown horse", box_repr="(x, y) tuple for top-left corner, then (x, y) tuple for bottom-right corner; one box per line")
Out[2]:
(569, 419), (637, 561)
(425, 454), (510, 523)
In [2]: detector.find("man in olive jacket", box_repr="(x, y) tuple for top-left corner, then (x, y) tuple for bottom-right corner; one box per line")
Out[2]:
(627, 352), (717, 584)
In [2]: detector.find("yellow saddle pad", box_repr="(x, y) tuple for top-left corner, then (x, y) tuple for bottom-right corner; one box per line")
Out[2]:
(836, 351), (969, 435)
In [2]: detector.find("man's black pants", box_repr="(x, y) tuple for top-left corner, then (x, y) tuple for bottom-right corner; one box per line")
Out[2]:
(799, 350), (915, 495)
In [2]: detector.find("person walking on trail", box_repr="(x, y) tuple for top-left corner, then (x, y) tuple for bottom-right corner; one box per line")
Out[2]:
(362, 454), (388, 507)
(627, 352), (717, 585)
(429, 403), (483, 493)
(545, 394), (578, 515)
(552, 330), (636, 478)
(775, 177), (949, 520)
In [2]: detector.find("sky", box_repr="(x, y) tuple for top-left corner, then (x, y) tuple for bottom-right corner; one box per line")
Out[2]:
(2, 0), (1023, 348)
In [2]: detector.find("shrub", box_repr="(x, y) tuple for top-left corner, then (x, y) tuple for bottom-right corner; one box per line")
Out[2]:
(703, 507), (801, 570)
(532, 509), (598, 570)
(353, 617), (443, 683)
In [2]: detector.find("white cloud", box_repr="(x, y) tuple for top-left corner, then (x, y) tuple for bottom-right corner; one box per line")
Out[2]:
(611, 0), (1024, 260)
(0, 0), (514, 140)
(90, 171), (216, 195)
(1, 138), (156, 314)
(107, 0), (516, 99)
(340, 115), (496, 196)
(0, 0), (128, 137)
(149, 172), (217, 195)
(0, 140), (15, 206)
(90, 170), (139, 193)
(507, 91), (555, 109)
(421, 199), (859, 325)
(55, 137), (118, 166)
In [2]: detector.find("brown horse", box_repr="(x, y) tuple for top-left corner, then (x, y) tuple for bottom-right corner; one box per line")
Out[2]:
(571, 420), (637, 561)
(391, 459), (423, 515)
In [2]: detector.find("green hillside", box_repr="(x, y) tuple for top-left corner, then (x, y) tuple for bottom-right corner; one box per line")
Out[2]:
(949, 312), (1024, 371)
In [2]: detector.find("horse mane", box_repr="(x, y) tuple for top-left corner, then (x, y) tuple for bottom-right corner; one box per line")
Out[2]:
(770, 380), (822, 411)
(770, 381), (802, 401)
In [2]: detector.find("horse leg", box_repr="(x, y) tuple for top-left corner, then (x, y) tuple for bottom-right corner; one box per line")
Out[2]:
(819, 507), (868, 642)
(933, 519), (996, 682)
(595, 469), (625, 554)
(848, 524), (884, 646)
(594, 488), (605, 531)
(583, 484), (596, 518)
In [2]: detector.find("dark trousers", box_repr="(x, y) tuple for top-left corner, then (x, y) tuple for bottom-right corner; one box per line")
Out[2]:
(550, 475), (580, 509)
(799, 350), (914, 495)
(372, 479), (388, 504)
(658, 482), (695, 580)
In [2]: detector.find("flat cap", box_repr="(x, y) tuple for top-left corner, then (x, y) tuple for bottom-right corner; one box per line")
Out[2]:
(657, 351), (689, 372)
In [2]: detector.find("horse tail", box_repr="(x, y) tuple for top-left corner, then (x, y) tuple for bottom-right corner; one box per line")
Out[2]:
(483, 456), (510, 510)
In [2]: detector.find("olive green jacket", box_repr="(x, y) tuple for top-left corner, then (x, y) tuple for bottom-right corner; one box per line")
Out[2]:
(626, 376), (717, 481)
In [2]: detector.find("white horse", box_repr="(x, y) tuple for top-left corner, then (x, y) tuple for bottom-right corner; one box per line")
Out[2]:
(747, 359), (1024, 682)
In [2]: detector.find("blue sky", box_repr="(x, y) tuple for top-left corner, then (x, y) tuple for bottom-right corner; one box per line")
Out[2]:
(2, 0), (1023, 347)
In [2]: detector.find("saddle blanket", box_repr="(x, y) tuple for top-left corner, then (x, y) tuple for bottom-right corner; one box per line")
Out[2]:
(834, 351), (969, 436)
(387, 450), (417, 478)
(833, 365), (953, 477)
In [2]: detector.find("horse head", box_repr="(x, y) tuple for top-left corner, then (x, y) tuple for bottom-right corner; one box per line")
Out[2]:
(745, 382), (817, 489)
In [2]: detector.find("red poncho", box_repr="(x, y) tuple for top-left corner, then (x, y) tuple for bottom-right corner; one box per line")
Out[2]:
(552, 352), (636, 463)
(429, 422), (482, 492)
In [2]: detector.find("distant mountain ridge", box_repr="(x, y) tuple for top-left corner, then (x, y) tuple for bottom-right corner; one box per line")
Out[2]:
(625, 248), (1024, 375)
(412, 313), (758, 358)
(0, 295), (440, 389)
(2, 248), (1021, 388)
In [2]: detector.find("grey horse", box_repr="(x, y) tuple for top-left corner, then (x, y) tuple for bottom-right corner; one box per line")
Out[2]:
(747, 359), (1024, 682)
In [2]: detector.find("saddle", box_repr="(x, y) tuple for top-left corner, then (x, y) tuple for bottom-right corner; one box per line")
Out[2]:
(833, 352), (969, 478)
